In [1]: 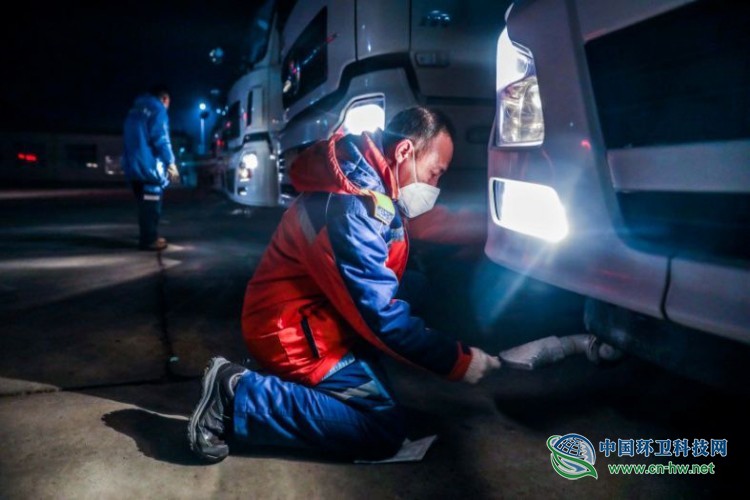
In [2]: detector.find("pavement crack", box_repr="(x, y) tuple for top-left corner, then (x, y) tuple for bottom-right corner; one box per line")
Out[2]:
(156, 250), (179, 379)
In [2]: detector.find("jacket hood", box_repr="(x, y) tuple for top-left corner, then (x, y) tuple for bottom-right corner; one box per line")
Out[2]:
(290, 131), (399, 198)
(134, 93), (164, 112)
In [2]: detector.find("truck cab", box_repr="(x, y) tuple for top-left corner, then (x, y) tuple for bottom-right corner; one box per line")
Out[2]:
(217, 0), (286, 207)
(276, 0), (512, 221)
(485, 0), (750, 383)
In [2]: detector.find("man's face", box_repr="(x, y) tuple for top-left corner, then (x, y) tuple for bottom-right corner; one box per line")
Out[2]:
(161, 95), (171, 109)
(395, 131), (453, 188)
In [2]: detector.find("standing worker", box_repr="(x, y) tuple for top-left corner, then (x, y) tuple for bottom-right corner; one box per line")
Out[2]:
(188, 106), (501, 463)
(122, 84), (180, 251)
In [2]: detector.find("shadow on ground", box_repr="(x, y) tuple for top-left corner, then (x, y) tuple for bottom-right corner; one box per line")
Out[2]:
(102, 409), (203, 466)
(7, 233), (138, 251)
(101, 405), (445, 469)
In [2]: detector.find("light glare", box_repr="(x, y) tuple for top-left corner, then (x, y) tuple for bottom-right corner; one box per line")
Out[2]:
(491, 178), (569, 242)
(343, 103), (385, 135)
(241, 153), (259, 170)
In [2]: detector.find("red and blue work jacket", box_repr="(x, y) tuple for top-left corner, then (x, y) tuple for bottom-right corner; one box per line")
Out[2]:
(241, 131), (472, 385)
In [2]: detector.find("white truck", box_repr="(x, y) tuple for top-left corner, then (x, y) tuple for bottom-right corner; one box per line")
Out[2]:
(486, 0), (750, 385)
(215, 0), (287, 207)
(275, 0), (512, 216)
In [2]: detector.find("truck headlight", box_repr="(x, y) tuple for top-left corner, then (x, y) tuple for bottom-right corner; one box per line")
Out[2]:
(339, 97), (385, 136)
(238, 152), (258, 182)
(241, 153), (258, 170)
(495, 28), (544, 147)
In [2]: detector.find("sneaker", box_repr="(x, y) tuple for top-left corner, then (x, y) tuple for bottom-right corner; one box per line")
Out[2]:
(187, 356), (248, 463)
(140, 237), (167, 251)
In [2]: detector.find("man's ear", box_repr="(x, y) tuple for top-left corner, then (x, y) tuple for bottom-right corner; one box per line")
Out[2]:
(393, 139), (413, 164)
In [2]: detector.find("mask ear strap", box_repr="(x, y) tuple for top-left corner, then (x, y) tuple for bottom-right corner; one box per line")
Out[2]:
(393, 161), (401, 192)
(405, 140), (420, 184)
(395, 140), (416, 193)
(411, 152), (418, 184)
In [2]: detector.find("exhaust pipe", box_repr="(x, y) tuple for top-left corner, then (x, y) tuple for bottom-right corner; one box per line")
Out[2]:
(498, 334), (622, 370)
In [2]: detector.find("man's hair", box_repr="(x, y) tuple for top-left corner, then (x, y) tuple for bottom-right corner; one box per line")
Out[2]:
(383, 106), (455, 158)
(149, 84), (171, 100)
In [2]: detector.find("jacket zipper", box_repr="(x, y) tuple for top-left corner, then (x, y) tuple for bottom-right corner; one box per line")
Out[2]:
(301, 317), (320, 358)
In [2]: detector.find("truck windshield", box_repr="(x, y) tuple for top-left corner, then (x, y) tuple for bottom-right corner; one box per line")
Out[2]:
(246, 0), (298, 67)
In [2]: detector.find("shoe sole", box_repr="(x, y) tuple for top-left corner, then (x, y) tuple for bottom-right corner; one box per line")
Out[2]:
(139, 239), (168, 251)
(187, 357), (229, 462)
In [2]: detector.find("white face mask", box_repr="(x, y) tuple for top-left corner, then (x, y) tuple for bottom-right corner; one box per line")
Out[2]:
(397, 149), (440, 218)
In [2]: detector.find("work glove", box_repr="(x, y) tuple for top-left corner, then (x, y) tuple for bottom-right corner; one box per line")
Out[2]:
(462, 347), (501, 384)
(167, 163), (181, 184)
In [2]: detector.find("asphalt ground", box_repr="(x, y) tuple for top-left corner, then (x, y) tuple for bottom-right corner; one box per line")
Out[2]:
(0, 186), (746, 499)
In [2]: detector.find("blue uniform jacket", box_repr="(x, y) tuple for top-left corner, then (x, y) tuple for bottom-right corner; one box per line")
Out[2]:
(122, 94), (175, 193)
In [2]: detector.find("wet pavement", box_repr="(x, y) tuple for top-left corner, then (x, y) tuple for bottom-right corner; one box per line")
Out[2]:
(0, 186), (745, 499)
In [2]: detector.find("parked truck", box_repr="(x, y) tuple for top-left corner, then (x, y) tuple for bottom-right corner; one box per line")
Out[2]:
(275, 0), (512, 219)
(485, 0), (750, 386)
(215, 0), (288, 207)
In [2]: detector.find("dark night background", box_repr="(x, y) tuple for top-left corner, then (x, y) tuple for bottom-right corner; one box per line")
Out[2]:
(2, 1), (264, 148)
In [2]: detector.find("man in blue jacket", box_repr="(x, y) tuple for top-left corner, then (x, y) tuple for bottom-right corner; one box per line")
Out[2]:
(122, 84), (180, 251)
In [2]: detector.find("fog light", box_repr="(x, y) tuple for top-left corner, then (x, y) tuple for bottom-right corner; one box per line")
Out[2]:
(491, 178), (568, 242)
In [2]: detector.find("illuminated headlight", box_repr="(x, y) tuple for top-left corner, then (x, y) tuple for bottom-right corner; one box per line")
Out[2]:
(238, 152), (258, 182)
(241, 153), (258, 170)
(495, 28), (544, 147)
(490, 178), (568, 242)
(340, 97), (385, 136)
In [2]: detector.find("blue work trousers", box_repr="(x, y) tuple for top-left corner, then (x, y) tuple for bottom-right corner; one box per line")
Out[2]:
(233, 354), (406, 460)
(131, 181), (162, 247)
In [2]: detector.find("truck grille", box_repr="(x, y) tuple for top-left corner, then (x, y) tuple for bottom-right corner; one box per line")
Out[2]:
(225, 169), (236, 195)
(585, 0), (750, 149)
(584, 1), (750, 259)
